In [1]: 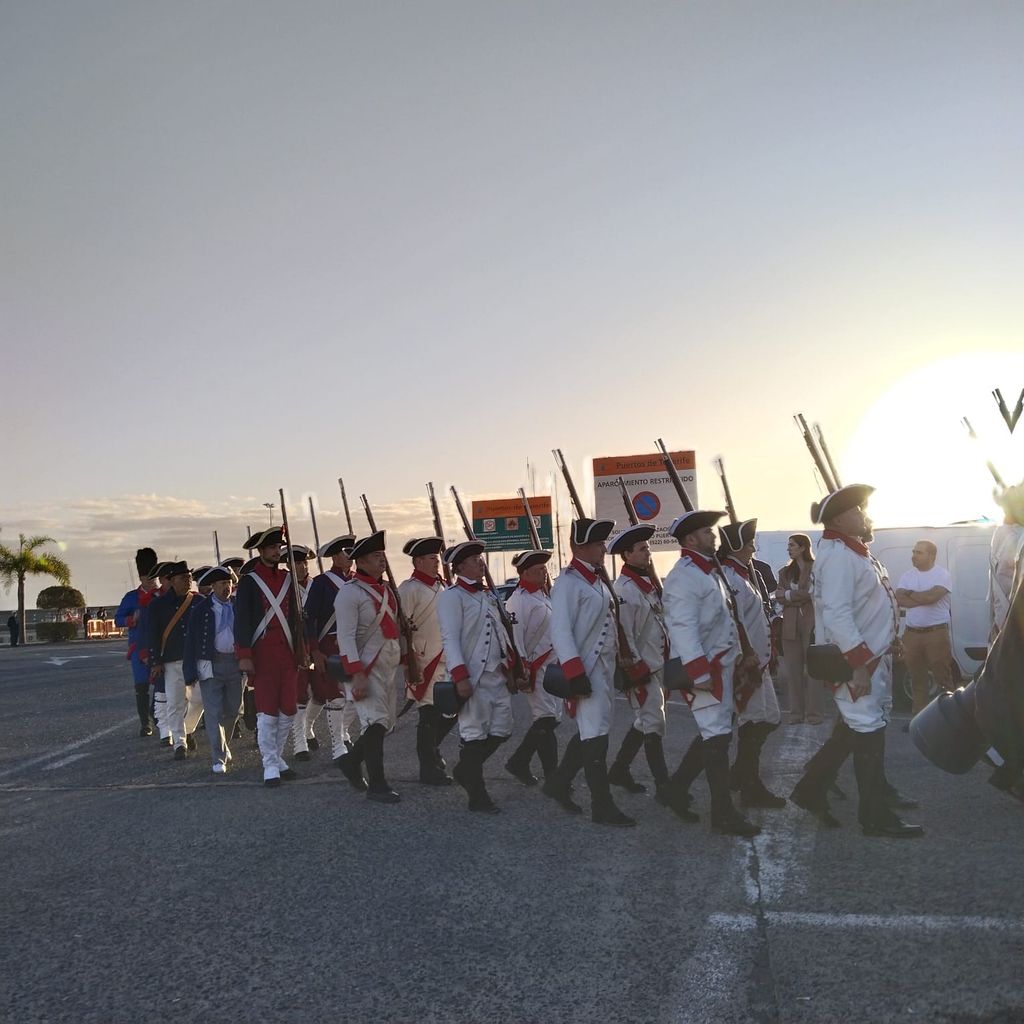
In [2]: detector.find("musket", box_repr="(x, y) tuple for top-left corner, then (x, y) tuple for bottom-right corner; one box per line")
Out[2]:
(551, 449), (639, 672)
(308, 496), (325, 573)
(449, 485), (527, 689)
(517, 487), (544, 550)
(961, 417), (1008, 491)
(713, 457), (738, 525)
(358, 493), (421, 688)
(615, 475), (663, 596)
(245, 524), (254, 557)
(278, 489), (311, 669)
(213, 530), (222, 564)
(338, 478), (354, 535)
(655, 440), (761, 698)
(793, 414), (837, 492)
(813, 423), (843, 489)
(427, 482), (453, 585)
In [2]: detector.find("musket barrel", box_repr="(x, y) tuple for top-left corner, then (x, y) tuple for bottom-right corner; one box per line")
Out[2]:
(308, 496), (324, 573)
(517, 487), (544, 550)
(338, 478), (354, 535)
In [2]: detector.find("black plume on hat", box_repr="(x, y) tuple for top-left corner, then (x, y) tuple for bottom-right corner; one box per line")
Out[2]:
(135, 547), (158, 578)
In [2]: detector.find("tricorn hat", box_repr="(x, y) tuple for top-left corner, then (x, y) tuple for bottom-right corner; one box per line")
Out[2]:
(219, 556), (245, 571)
(281, 544), (313, 562)
(135, 547), (158, 579)
(197, 566), (235, 586)
(403, 537), (445, 558)
(718, 518), (758, 553)
(810, 485), (874, 525)
(349, 531), (386, 561)
(239, 556), (260, 576)
(570, 518), (615, 545)
(607, 524), (656, 556)
(444, 540), (485, 566)
(191, 565), (213, 582)
(669, 510), (726, 542)
(511, 549), (551, 573)
(319, 535), (355, 558)
(165, 561), (191, 578)
(150, 560), (174, 580)
(243, 527), (285, 551)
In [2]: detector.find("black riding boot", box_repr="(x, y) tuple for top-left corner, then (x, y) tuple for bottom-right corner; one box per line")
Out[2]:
(646, 732), (697, 821)
(534, 717), (560, 780)
(705, 734), (760, 837)
(583, 735), (636, 827)
(542, 732), (585, 814)
(505, 719), (543, 786)
(791, 728), (850, 827)
(335, 734), (368, 791)
(608, 726), (647, 793)
(417, 707), (452, 785)
(363, 723), (399, 803)
(434, 708), (457, 771)
(454, 738), (499, 813)
(134, 687), (152, 734)
(668, 735), (704, 820)
(736, 722), (786, 808)
(854, 728), (922, 838)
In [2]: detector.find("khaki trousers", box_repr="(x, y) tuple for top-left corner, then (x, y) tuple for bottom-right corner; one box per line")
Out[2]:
(782, 624), (821, 722)
(903, 624), (954, 714)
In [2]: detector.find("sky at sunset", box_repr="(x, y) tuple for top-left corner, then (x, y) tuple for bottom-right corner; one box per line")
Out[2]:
(2, 1), (1022, 605)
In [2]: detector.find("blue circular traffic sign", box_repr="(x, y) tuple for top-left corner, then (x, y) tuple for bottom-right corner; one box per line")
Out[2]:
(633, 491), (660, 521)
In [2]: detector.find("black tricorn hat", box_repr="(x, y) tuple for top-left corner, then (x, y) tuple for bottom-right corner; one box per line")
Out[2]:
(165, 560), (191, 578)
(810, 484), (874, 526)
(151, 560), (174, 579)
(669, 510), (726, 542)
(403, 537), (445, 558)
(607, 524), (656, 556)
(219, 556), (245, 571)
(281, 544), (313, 562)
(718, 518), (758, 553)
(570, 518), (615, 545)
(191, 565), (213, 582)
(319, 535), (355, 558)
(350, 531), (386, 561)
(197, 566), (235, 586)
(243, 527), (285, 551)
(444, 540), (485, 566)
(240, 556), (260, 576)
(511, 549), (551, 573)
(135, 547), (158, 578)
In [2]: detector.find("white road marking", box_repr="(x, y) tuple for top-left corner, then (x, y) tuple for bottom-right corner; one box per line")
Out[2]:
(709, 911), (1024, 934)
(45, 657), (92, 666)
(42, 752), (90, 771)
(0, 716), (136, 780)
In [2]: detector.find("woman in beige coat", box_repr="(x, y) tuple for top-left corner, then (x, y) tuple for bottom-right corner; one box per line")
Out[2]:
(775, 535), (821, 724)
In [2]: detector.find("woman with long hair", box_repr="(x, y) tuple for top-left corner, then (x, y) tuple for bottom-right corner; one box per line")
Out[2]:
(775, 534), (821, 724)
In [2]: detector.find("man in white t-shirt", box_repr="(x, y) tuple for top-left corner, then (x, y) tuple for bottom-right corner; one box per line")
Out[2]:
(895, 541), (953, 715)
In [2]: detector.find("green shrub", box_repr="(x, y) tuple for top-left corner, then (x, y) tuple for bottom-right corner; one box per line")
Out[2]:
(37, 586), (85, 611)
(36, 622), (79, 643)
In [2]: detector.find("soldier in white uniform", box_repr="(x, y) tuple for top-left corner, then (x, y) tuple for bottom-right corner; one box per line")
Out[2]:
(437, 540), (515, 813)
(662, 510), (760, 837)
(544, 518), (635, 828)
(604, 524), (687, 820)
(790, 485), (922, 837)
(334, 531), (403, 804)
(398, 537), (456, 787)
(717, 519), (786, 809)
(504, 549), (560, 786)
(989, 483), (1024, 639)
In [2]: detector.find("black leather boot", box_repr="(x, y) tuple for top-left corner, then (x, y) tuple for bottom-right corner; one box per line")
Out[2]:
(666, 735), (704, 822)
(608, 726), (647, 793)
(854, 728), (923, 838)
(584, 735), (636, 827)
(335, 734), (368, 791)
(454, 739), (499, 813)
(738, 722), (786, 809)
(792, 728), (850, 827)
(645, 732), (697, 821)
(363, 723), (400, 803)
(434, 708), (457, 771)
(705, 734), (760, 837)
(542, 732), (584, 814)
(505, 720), (542, 786)
(417, 707), (452, 785)
(135, 687), (153, 735)
(534, 717), (559, 780)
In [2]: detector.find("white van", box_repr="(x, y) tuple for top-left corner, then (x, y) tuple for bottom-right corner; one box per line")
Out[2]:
(755, 524), (994, 693)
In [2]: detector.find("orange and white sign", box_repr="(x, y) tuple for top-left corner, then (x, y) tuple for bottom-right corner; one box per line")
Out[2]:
(593, 450), (698, 550)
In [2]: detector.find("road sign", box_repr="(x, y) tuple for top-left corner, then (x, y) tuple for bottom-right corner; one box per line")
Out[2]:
(472, 496), (554, 552)
(593, 450), (698, 550)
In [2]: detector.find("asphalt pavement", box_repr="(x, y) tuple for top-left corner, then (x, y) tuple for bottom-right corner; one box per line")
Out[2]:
(1, 640), (1022, 1024)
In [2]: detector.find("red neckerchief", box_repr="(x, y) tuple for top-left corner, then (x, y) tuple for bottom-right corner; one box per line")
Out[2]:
(822, 529), (869, 558)
(620, 565), (654, 593)
(518, 579), (544, 594)
(723, 556), (750, 581)
(354, 571), (399, 638)
(456, 576), (483, 593)
(569, 558), (599, 585)
(680, 547), (715, 575)
(411, 569), (442, 587)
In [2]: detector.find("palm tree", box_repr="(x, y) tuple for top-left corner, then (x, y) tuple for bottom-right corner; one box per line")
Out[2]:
(0, 534), (71, 644)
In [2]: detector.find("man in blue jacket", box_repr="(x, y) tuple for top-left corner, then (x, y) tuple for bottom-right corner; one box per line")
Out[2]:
(184, 566), (242, 774)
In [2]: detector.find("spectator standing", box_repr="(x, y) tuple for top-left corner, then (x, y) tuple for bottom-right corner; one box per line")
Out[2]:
(7, 613), (19, 647)
(775, 534), (820, 724)
(83, 608), (92, 639)
(896, 541), (953, 715)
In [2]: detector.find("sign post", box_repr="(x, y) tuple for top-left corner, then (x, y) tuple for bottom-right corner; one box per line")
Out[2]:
(471, 496), (554, 552)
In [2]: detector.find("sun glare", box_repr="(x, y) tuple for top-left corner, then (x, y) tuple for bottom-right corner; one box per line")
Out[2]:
(842, 352), (1024, 528)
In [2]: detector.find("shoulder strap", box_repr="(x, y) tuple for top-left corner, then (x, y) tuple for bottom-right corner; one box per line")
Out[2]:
(161, 592), (194, 654)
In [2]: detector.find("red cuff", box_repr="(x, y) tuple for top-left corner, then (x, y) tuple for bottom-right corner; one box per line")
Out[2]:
(562, 657), (585, 679)
(342, 656), (364, 675)
(450, 664), (469, 684)
(684, 656), (711, 679)
(843, 643), (873, 669)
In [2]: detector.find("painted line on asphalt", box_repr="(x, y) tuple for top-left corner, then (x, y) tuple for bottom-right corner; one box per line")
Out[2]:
(0, 716), (136, 780)
(42, 752), (90, 771)
(710, 911), (1024, 933)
